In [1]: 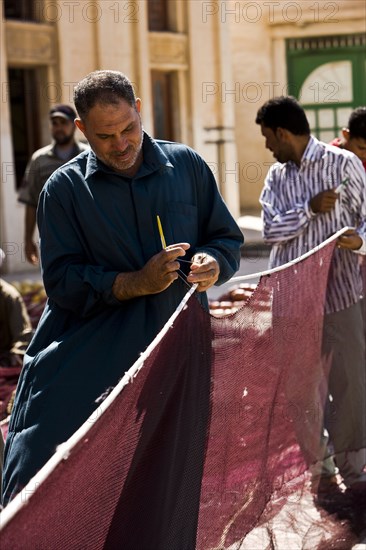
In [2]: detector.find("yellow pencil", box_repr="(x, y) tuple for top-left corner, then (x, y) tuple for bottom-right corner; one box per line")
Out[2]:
(156, 215), (167, 249)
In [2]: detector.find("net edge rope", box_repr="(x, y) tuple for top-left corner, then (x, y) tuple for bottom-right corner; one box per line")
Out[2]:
(231, 226), (352, 283)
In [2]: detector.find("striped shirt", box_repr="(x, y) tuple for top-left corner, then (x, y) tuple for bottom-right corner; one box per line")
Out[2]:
(260, 135), (366, 313)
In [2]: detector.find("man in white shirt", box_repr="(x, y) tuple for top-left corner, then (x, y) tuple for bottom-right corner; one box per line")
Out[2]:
(256, 96), (366, 497)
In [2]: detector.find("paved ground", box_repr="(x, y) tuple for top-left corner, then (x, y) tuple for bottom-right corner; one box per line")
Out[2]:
(208, 214), (270, 300)
(207, 253), (270, 300)
(234, 479), (366, 549)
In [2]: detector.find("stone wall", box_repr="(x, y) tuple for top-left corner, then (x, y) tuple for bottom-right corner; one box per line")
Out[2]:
(1, 0), (364, 272)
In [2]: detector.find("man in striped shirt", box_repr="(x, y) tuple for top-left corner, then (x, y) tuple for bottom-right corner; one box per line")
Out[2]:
(256, 96), (366, 497)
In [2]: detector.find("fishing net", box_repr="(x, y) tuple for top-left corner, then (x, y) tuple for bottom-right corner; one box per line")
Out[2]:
(1, 232), (365, 549)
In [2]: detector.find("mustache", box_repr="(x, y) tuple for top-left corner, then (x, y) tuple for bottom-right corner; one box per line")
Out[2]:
(111, 146), (133, 156)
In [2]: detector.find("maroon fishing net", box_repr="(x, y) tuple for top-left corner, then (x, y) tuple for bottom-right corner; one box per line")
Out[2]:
(1, 239), (365, 549)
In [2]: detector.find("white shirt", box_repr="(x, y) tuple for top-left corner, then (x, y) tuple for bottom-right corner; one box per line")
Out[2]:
(260, 136), (366, 313)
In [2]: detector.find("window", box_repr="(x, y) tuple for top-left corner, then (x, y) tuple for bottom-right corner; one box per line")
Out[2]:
(4, 0), (37, 21)
(287, 34), (366, 140)
(148, 0), (169, 31)
(151, 71), (175, 141)
(8, 69), (41, 189)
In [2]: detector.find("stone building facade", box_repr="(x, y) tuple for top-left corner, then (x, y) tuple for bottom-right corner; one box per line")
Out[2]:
(228, 0), (366, 210)
(1, 0), (239, 272)
(0, 0), (365, 273)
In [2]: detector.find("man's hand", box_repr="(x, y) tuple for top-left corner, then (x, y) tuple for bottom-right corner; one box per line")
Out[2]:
(25, 205), (39, 265)
(337, 229), (363, 250)
(310, 190), (339, 214)
(25, 240), (39, 265)
(187, 252), (220, 292)
(112, 243), (190, 300)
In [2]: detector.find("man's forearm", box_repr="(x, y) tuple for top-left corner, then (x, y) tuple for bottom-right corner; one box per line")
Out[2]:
(24, 205), (37, 243)
(112, 271), (149, 301)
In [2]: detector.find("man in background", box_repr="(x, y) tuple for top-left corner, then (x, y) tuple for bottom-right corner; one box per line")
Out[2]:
(0, 247), (32, 497)
(331, 107), (366, 329)
(331, 107), (366, 335)
(18, 104), (89, 265)
(331, 106), (366, 170)
(0, 249), (32, 362)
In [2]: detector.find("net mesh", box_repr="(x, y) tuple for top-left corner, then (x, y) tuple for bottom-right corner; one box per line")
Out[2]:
(1, 236), (365, 549)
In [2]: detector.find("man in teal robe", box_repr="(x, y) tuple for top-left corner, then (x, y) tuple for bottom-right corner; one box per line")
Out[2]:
(2, 70), (243, 505)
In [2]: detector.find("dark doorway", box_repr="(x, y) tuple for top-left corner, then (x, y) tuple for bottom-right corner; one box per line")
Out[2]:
(4, 0), (37, 21)
(7, 68), (41, 189)
(151, 71), (175, 141)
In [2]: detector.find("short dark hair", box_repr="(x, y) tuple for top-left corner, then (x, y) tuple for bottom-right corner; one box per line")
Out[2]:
(348, 107), (366, 140)
(255, 96), (310, 135)
(73, 70), (137, 120)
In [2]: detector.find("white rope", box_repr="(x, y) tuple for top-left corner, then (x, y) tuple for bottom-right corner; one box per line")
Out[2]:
(0, 284), (198, 528)
(231, 226), (352, 283)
